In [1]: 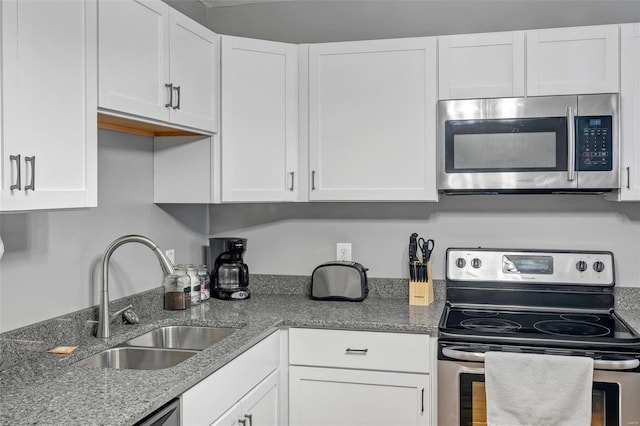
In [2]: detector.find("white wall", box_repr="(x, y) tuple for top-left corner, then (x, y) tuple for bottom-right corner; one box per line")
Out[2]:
(0, 130), (209, 332)
(209, 197), (640, 287)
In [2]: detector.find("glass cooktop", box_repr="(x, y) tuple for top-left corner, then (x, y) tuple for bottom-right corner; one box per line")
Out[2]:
(441, 306), (639, 343)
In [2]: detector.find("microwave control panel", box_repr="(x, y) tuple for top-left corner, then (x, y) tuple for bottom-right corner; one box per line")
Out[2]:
(576, 115), (613, 171)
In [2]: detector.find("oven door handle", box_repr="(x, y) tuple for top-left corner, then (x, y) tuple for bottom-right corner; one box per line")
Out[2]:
(442, 348), (640, 371)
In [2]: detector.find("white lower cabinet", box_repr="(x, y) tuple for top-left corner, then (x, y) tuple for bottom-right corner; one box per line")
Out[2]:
(181, 332), (280, 426)
(212, 370), (280, 426)
(290, 366), (429, 426)
(288, 328), (432, 426)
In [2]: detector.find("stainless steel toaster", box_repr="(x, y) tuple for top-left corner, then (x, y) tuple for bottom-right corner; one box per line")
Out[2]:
(310, 261), (369, 301)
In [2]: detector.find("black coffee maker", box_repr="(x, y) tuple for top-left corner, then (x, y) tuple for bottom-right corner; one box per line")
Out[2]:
(209, 237), (250, 300)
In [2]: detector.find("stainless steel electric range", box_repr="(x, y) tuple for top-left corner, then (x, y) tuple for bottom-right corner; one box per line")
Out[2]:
(437, 248), (640, 426)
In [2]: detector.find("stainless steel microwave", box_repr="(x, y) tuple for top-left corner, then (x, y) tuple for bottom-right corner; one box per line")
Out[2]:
(437, 94), (619, 194)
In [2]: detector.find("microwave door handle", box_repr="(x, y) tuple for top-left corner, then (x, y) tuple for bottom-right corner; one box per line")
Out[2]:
(567, 106), (576, 182)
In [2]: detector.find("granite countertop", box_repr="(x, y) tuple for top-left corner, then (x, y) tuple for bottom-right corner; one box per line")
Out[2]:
(0, 276), (638, 426)
(0, 277), (445, 426)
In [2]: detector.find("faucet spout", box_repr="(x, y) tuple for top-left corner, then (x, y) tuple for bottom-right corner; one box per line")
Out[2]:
(96, 235), (175, 339)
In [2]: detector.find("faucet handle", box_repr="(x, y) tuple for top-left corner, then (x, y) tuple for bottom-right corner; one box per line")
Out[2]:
(111, 304), (139, 324)
(122, 308), (139, 324)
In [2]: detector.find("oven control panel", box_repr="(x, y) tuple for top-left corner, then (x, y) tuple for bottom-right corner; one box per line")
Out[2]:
(447, 249), (614, 286)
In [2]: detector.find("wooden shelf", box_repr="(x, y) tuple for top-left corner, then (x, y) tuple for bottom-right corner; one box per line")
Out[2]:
(97, 113), (203, 137)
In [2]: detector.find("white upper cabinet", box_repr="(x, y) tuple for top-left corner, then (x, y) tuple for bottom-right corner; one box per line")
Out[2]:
(618, 23), (640, 201)
(308, 37), (438, 201)
(98, 0), (218, 133)
(527, 25), (620, 96)
(168, 10), (218, 132)
(438, 31), (525, 99)
(1, 0), (97, 212)
(220, 36), (299, 202)
(98, 0), (169, 122)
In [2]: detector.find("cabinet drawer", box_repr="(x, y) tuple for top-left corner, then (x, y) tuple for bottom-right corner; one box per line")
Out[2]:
(289, 328), (430, 373)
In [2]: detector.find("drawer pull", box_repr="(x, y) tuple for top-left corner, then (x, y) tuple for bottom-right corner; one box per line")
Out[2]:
(345, 348), (368, 354)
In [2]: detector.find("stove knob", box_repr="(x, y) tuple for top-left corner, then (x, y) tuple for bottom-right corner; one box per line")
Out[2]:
(576, 261), (588, 272)
(471, 258), (482, 269)
(455, 258), (466, 268)
(593, 261), (605, 273)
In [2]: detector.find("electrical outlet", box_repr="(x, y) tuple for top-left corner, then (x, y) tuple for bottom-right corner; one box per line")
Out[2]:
(336, 243), (352, 261)
(165, 249), (175, 264)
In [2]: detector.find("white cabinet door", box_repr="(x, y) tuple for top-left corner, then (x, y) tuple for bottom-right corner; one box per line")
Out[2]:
(289, 366), (430, 426)
(168, 9), (218, 133)
(439, 31), (525, 99)
(527, 25), (619, 96)
(210, 402), (242, 426)
(619, 23), (640, 201)
(98, 0), (217, 134)
(1, 0), (97, 211)
(309, 37), (438, 201)
(241, 370), (280, 426)
(98, 0), (169, 122)
(221, 36), (298, 202)
(210, 370), (279, 426)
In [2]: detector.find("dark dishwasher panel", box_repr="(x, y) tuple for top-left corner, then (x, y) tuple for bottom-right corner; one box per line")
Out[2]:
(135, 399), (179, 426)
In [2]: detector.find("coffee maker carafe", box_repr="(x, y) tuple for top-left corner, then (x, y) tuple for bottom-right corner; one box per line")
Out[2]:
(209, 238), (250, 300)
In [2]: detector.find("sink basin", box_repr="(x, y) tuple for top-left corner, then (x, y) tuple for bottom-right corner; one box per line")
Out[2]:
(124, 326), (237, 351)
(74, 347), (197, 370)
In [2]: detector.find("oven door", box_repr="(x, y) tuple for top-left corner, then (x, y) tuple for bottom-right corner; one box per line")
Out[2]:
(437, 96), (577, 192)
(438, 349), (640, 426)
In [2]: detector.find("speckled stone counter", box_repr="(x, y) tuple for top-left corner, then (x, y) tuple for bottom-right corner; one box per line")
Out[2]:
(0, 275), (638, 426)
(0, 277), (445, 426)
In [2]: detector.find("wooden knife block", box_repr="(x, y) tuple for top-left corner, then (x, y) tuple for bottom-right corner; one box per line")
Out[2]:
(409, 262), (434, 306)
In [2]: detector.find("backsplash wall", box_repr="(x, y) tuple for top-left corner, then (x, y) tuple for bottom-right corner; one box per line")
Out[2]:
(0, 130), (208, 332)
(209, 197), (640, 287)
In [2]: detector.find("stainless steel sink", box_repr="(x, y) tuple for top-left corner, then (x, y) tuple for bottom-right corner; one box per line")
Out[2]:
(124, 326), (237, 351)
(74, 347), (197, 370)
(74, 326), (238, 370)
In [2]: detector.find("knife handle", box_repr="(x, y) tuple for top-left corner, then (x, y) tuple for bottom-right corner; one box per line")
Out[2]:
(409, 233), (418, 262)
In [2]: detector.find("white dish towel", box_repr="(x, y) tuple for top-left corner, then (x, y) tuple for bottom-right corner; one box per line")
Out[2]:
(485, 351), (594, 426)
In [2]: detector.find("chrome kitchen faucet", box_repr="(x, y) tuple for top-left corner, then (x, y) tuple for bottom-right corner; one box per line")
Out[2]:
(96, 235), (175, 339)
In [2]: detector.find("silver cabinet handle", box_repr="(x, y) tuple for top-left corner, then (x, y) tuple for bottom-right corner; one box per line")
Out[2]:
(311, 170), (316, 190)
(173, 86), (181, 110)
(9, 154), (21, 190)
(442, 347), (640, 371)
(25, 156), (35, 191)
(345, 348), (368, 354)
(289, 171), (295, 191)
(627, 166), (631, 189)
(566, 106), (576, 182)
(165, 83), (173, 108)
(244, 414), (253, 426)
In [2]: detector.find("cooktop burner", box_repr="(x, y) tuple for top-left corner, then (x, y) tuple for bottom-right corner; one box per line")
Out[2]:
(460, 318), (521, 333)
(533, 320), (610, 337)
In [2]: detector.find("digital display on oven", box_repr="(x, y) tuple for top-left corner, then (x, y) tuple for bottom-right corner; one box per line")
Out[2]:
(503, 255), (554, 274)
